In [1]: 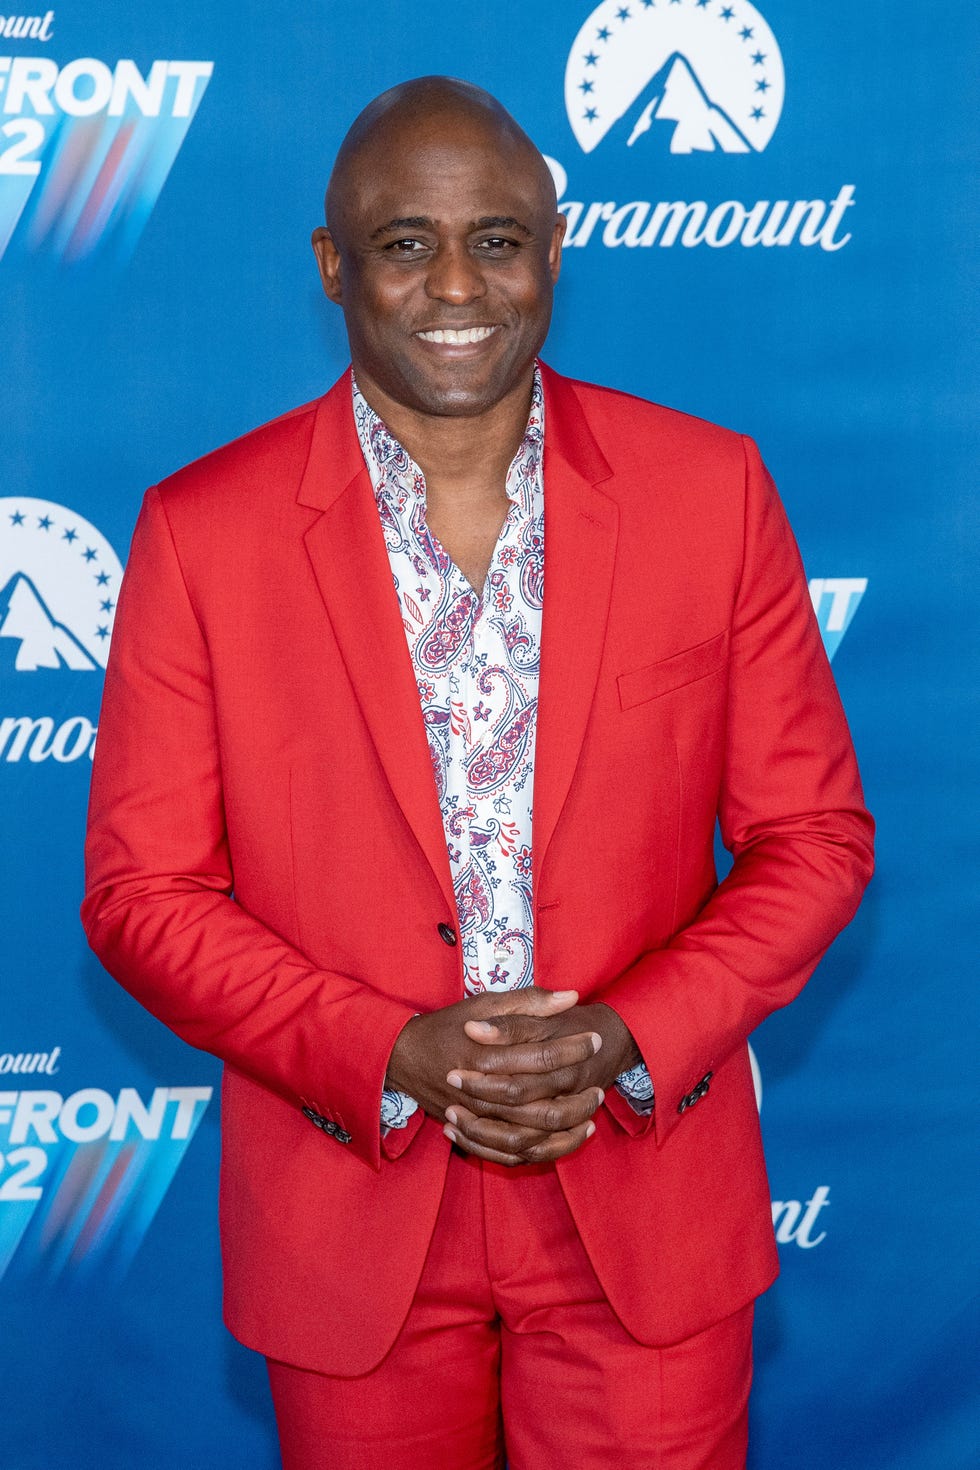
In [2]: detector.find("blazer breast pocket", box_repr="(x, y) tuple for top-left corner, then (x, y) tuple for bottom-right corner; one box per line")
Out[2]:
(617, 631), (728, 711)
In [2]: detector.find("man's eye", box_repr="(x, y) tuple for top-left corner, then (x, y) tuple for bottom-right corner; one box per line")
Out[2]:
(476, 236), (519, 252)
(385, 238), (427, 255)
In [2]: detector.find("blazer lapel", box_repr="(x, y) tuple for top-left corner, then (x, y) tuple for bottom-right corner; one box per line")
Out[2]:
(296, 374), (456, 916)
(533, 366), (619, 903)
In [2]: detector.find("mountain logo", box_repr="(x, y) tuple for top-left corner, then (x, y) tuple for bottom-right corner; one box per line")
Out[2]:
(1, 498), (123, 672)
(565, 0), (785, 156)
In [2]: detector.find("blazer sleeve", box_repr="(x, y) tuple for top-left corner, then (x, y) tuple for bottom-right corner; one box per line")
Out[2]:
(594, 435), (874, 1148)
(81, 486), (419, 1172)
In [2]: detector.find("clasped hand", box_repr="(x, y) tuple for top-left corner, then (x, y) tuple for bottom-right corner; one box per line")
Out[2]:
(385, 987), (640, 1166)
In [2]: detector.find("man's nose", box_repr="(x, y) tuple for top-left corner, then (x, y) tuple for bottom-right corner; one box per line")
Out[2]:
(424, 243), (487, 304)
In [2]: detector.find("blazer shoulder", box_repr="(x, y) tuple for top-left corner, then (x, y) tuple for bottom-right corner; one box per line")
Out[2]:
(152, 396), (324, 514)
(556, 372), (748, 463)
(147, 388), (343, 532)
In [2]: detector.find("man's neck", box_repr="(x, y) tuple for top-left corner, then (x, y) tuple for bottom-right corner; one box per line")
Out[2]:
(353, 368), (536, 500)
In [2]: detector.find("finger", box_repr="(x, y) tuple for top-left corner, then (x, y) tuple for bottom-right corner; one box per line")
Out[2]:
(445, 1110), (597, 1165)
(455, 1029), (602, 1073)
(468, 987), (579, 1019)
(443, 1126), (540, 1168)
(521, 1119), (597, 1164)
(461, 1012), (563, 1048)
(450, 1087), (605, 1132)
(444, 1105), (546, 1160)
(448, 1066), (596, 1106)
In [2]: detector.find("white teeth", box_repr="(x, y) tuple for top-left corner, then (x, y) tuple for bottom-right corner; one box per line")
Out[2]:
(418, 326), (497, 344)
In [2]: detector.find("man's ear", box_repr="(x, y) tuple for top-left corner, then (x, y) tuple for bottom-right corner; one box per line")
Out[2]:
(549, 211), (567, 284)
(312, 226), (343, 304)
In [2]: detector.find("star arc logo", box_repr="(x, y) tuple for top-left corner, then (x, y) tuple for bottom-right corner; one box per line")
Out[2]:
(1, 497), (123, 672)
(565, 0), (785, 156)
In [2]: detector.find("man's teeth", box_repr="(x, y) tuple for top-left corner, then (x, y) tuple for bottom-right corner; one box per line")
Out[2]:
(418, 327), (496, 344)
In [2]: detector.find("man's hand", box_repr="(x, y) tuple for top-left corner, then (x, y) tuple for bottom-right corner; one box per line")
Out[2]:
(444, 1001), (641, 1164)
(385, 990), (642, 1167)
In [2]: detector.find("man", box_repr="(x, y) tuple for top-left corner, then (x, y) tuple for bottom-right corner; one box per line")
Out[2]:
(82, 77), (873, 1469)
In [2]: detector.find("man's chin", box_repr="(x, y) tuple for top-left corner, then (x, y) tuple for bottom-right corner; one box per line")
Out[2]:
(399, 362), (535, 420)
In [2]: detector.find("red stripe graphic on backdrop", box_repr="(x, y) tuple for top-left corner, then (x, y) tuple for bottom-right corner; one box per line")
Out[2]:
(38, 1142), (106, 1250)
(67, 119), (137, 260)
(71, 1142), (137, 1260)
(28, 119), (102, 248)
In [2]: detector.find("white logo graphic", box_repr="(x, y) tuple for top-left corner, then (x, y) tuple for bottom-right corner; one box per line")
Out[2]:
(808, 577), (867, 662)
(565, 0), (784, 156)
(748, 1041), (762, 1111)
(1, 497), (123, 671)
(749, 1045), (830, 1248)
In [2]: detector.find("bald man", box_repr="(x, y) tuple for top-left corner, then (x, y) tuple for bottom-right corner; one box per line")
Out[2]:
(83, 77), (873, 1469)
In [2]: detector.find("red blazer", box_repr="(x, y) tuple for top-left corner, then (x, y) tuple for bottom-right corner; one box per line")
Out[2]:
(82, 365), (873, 1375)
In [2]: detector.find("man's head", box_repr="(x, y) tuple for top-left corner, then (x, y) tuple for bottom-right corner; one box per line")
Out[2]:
(312, 77), (565, 423)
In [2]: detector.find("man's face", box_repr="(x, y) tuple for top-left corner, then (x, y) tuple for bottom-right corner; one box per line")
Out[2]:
(313, 118), (565, 420)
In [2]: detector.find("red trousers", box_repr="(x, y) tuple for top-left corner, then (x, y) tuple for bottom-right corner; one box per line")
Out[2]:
(267, 1147), (753, 1469)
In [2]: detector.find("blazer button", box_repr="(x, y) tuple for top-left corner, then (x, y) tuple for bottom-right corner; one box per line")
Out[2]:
(437, 923), (458, 946)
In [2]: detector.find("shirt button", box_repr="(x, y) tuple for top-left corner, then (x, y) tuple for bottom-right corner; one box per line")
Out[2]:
(494, 942), (509, 961)
(437, 923), (458, 946)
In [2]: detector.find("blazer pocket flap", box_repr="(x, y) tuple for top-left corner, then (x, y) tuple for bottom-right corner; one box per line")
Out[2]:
(618, 632), (727, 711)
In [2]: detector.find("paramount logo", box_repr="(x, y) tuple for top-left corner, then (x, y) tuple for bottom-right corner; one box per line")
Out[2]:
(545, 158), (855, 251)
(0, 713), (96, 762)
(0, 11), (53, 41)
(0, 572), (96, 671)
(565, 0), (785, 157)
(614, 51), (752, 154)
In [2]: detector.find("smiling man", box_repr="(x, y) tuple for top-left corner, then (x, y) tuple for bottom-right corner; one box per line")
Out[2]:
(83, 77), (873, 1470)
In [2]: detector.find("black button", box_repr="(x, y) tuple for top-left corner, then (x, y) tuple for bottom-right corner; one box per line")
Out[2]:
(437, 923), (458, 946)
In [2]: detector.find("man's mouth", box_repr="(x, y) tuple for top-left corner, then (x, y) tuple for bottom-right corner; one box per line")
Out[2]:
(416, 326), (499, 345)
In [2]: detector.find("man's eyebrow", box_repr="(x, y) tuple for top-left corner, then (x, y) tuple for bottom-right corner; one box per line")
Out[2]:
(370, 217), (434, 240)
(472, 216), (533, 238)
(368, 215), (536, 241)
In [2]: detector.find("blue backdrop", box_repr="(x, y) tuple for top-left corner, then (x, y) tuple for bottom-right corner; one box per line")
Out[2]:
(2, 2), (977, 1466)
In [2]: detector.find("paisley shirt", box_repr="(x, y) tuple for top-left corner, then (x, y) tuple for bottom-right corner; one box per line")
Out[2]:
(352, 371), (653, 1132)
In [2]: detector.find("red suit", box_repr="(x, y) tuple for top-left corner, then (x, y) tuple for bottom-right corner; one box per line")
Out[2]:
(82, 365), (873, 1378)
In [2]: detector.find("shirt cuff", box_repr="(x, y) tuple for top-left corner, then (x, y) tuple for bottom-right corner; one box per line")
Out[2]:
(381, 1087), (419, 1132)
(380, 1093), (424, 1160)
(613, 1060), (655, 1115)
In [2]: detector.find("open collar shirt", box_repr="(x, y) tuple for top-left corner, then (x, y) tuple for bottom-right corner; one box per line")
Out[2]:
(352, 370), (653, 1132)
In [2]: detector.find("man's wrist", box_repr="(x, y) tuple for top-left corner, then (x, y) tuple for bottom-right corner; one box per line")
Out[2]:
(384, 1011), (423, 1098)
(592, 1002), (643, 1077)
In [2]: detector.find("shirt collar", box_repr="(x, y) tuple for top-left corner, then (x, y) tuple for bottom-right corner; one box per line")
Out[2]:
(352, 366), (545, 518)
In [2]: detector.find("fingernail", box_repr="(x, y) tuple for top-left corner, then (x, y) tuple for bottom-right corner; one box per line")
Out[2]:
(444, 1126), (457, 1143)
(551, 990), (578, 1000)
(591, 1032), (603, 1053)
(469, 1021), (497, 1035)
(596, 1089), (605, 1105)
(585, 1122), (596, 1138)
(445, 1108), (458, 1126)
(447, 1072), (463, 1088)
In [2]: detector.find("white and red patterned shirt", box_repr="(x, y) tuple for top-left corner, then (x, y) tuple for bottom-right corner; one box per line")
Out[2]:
(353, 370), (652, 1131)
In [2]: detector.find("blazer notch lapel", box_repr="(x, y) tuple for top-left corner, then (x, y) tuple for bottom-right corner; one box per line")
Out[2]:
(534, 440), (619, 901)
(300, 409), (456, 917)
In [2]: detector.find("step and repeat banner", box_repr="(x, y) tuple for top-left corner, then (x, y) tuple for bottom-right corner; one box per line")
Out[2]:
(2, 3), (976, 1466)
